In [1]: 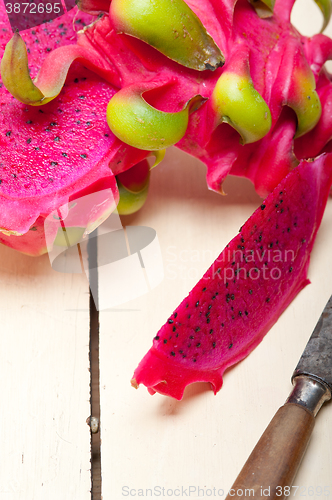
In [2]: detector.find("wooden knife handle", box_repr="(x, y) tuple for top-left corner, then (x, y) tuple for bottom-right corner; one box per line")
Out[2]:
(225, 403), (315, 500)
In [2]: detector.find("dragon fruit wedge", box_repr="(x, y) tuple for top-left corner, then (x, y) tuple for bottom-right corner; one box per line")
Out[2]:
(132, 153), (332, 400)
(1, 1), (332, 255)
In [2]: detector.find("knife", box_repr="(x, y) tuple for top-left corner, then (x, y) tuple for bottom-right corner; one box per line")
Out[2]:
(225, 295), (332, 500)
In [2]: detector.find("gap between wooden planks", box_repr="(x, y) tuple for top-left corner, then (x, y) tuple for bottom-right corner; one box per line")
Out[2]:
(88, 236), (102, 500)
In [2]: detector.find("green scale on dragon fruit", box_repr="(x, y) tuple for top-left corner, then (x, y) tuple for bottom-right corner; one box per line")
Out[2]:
(2, 0), (332, 256)
(132, 154), (332, 400)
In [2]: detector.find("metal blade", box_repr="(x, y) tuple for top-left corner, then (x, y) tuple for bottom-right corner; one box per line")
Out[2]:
(292, 295), (332, 392)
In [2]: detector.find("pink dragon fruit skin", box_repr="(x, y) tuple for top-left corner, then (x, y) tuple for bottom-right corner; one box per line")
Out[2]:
(1, 0), (332, 255)
(132, 153), (332, 400)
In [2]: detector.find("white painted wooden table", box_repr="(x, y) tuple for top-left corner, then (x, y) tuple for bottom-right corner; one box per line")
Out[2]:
(2, 3), (332, 500)
(98, 147), (332, 500)
(0, 248), (91, 499)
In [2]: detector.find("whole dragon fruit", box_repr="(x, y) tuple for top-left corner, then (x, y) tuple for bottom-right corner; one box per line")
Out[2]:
(1, 0), (332, 254)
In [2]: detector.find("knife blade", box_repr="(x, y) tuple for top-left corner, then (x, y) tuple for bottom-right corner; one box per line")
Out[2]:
(225, 296), (332, 500)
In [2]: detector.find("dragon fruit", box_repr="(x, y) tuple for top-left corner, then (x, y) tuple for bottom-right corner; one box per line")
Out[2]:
(0, 9), (149, 255)
(132, 153), (332, 400)
(2, 0), (332, 255)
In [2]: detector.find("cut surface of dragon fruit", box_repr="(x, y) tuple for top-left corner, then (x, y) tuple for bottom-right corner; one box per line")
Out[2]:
(0, 10), (148, 255)
(132, 153), (332, 400)
(1, 0), (332, 255)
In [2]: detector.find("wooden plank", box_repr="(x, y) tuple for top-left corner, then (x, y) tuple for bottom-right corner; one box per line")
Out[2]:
(0, 245), (91, 500)
(99, 146), (332, 499)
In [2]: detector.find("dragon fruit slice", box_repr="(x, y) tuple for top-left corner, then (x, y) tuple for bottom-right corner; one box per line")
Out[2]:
(132, 153), (332, 400)
(1, 0), (332, 255)
(0, 9), (150, 255)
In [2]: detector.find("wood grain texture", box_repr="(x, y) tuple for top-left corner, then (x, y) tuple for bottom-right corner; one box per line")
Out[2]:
(0, 246), (91, 500)
(225, 404), (315, 499)
(98, 147), (332, 499)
